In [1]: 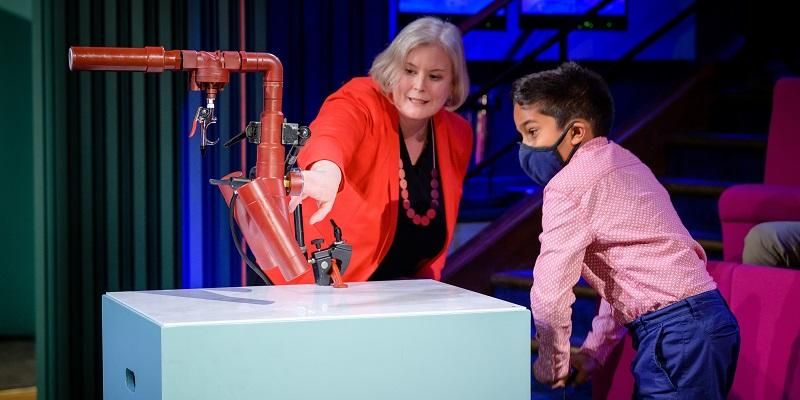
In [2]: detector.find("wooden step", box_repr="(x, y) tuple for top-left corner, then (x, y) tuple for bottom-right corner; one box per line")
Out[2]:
(691, 229), (724, 254)
(661, 177), (734, 197)
(667, 132), (767, 150)
(491, 269), (599, 299)
(0, 387), (36, 400)
(696, 238), (723, 254)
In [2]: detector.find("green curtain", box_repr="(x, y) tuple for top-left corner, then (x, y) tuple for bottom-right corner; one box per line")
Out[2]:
(33, 0), (185, 398)
(0, 4), (34, 336)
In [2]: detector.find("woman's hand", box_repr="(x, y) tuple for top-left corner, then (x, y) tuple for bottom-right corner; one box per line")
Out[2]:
(288, 160), (342, 224)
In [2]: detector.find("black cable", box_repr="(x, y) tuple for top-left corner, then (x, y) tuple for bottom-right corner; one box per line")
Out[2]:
(229, 193), (273, 286)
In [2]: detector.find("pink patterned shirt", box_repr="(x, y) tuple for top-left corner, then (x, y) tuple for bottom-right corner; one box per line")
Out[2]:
(530, 137), (716, 383)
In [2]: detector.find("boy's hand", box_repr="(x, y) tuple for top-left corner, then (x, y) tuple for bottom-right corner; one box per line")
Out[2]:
(550, 377), (568, 389)
(569, 352), (600, 385)
(533, 359), (571, 388)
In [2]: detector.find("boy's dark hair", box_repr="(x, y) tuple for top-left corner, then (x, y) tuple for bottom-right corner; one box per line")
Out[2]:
(511, 62), (614, 137)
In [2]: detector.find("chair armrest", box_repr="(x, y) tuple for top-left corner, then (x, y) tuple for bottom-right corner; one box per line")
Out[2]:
(719, 184), (800, 223)
(718, 184), (800, 262)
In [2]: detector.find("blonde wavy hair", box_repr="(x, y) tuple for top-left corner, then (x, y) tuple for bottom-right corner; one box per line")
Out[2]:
(369, 17), (470, 111)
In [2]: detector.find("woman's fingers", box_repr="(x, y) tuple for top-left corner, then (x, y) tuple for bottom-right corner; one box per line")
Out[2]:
(309, 199), (335, 225)
(287, 161), (342, 222)
(288, 191), (306, 212)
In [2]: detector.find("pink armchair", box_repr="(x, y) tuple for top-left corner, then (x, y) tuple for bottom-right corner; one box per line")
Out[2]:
(718, 77), (800, 262)
(593, 261), (800, 400)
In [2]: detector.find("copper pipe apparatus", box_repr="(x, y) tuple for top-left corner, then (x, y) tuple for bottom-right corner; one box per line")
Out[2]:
(68, 46), (348, 284)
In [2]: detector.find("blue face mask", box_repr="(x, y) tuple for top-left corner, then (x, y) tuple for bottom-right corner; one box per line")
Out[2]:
(518, 122), (578, 186)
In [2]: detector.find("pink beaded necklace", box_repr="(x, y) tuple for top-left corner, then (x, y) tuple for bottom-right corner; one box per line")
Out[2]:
(399, 121), (439, 227)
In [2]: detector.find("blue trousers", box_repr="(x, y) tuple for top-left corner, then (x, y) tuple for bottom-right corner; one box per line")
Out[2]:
(627, 289), (740, 399)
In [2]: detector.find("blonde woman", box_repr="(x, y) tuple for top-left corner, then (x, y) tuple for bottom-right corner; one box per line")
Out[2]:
(274, 17), (473, 283)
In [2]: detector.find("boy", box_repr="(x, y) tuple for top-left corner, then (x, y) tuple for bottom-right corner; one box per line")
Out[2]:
(513, 62), (739, 398)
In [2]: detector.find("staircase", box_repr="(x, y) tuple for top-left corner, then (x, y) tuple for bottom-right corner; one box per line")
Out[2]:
(660, 62), (772, 258)
(662, 133), (767, 259)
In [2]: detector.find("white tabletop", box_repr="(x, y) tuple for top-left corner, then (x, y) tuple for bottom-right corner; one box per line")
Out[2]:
(105, 279), (524, 327)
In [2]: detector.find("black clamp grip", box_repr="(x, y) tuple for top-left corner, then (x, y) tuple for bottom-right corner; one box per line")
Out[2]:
(309, 220), (353, 286)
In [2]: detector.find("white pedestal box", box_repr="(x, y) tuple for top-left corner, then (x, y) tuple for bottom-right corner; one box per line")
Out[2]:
(102, 279), (530, 399)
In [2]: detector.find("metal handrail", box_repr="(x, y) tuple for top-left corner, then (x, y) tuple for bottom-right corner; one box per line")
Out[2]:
(620, 2), (697, 62)
(458, 0), (514, 34)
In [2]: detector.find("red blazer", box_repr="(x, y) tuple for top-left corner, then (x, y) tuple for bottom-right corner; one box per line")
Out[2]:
(267, 77), (473, 284)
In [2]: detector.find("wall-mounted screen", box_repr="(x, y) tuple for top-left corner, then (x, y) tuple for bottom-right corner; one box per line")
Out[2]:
(520, 0), (627, 30)
(397, 0), (507, 31)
